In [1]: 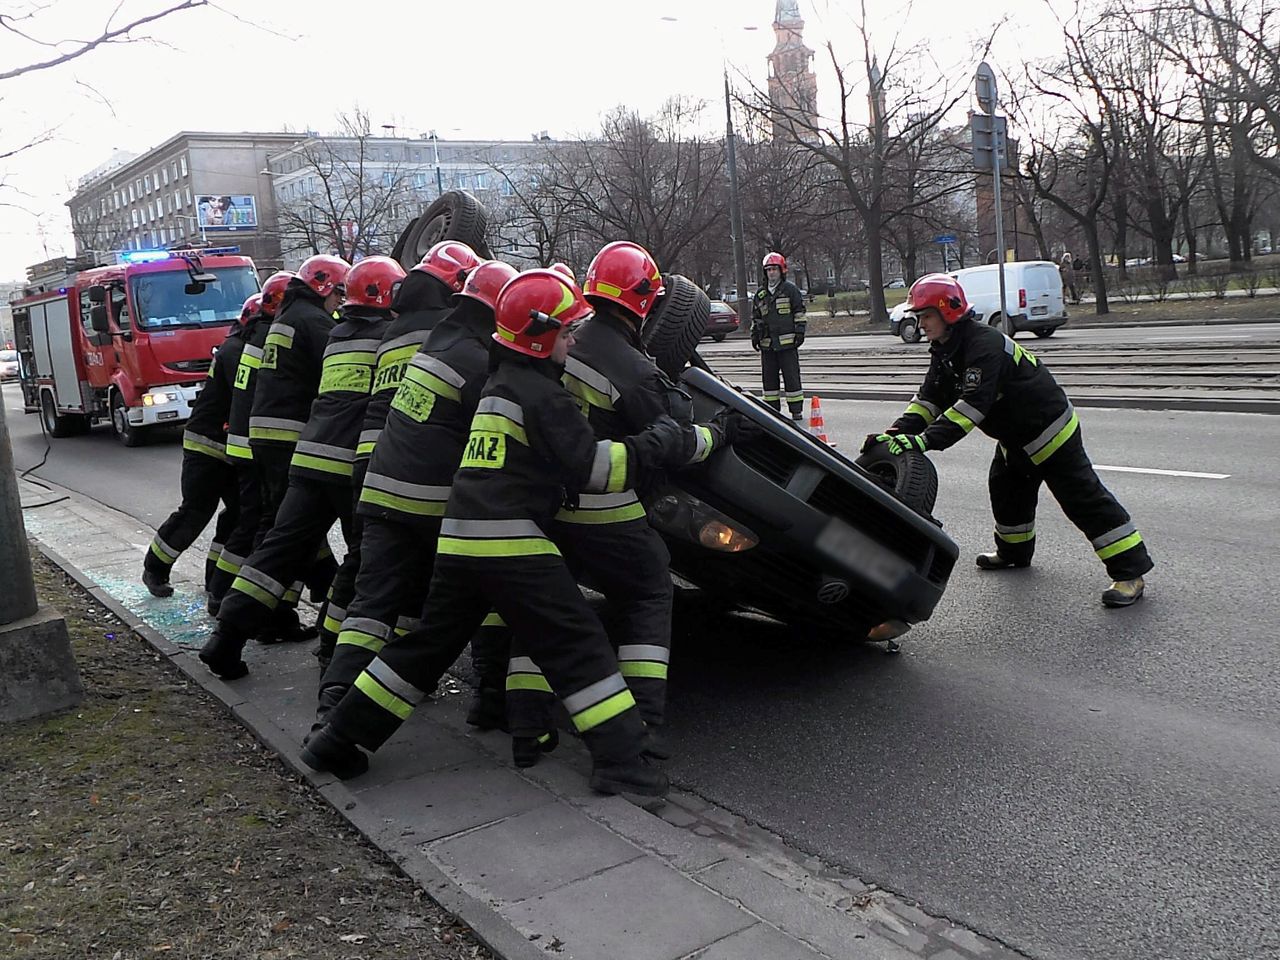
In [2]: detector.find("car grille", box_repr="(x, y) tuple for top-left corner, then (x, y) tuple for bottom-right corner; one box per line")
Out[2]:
(167, 358), (211, 374)
(807, 475), (938, 581)
(735, 435), (806, 485)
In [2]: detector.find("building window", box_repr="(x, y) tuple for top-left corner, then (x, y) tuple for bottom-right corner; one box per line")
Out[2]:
(129, 183), (136, 202)
(474, 172), (487, 191)
(180, 156), (187, 177)
(145, 174), (152, 193)
(185, 187), (191, 206)
(171, 161), (178, 180)
(162, 167), (168, 186)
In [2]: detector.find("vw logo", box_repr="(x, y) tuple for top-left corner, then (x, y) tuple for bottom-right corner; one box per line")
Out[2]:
(817, 579), (850, 604)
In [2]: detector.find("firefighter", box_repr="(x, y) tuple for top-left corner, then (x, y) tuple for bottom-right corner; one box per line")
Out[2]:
(206, 270), (294, 613)
(199, 257), (402, 680)
(141, 294), (252, 599)
(301, 269), (711, 801)
(750, 251), (807, 420)
(503, 241), (732, 767)
(312, 241), (482, 666)
(862, 273), (1153, 607)
(311, 258), (518, 729)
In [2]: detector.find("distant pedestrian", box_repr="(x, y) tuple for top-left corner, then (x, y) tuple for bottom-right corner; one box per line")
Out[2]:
(1060, 253), (1079, 304)
(862, 273), (1153, 608)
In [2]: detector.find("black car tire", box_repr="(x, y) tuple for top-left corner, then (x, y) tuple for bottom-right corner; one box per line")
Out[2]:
(1034, 327), (1056, 338)
(854, 445), (939, 516)
(899, 316), (921, 343)
(642, 274), (711, 379)
(712, 333), (727, 342)
(40, 390), (80, 438)
(110, 389), (144, 447)
(391, 190), (490, 271)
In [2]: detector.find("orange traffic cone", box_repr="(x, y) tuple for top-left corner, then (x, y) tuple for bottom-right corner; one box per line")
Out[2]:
(809, 396), (836, 447)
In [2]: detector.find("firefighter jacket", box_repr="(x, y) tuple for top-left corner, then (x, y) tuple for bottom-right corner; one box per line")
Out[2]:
(182, 322), (247, 462)
(889, 317), (1080, 464)
(751, 279), (806, 350)
(248, 285), (336, 448)
(358, 271), (455, 460)
(436, 354), (698, 561)
(559, 312), (718, 525)
(358, 299), (492, 526)
(289, 306), (392, 485)
(226, 315), (270, 462)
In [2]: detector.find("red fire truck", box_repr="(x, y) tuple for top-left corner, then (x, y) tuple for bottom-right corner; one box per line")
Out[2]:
(12, 248), (259, 446)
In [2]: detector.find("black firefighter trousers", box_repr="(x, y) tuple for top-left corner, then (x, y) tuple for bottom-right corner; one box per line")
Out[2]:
(251, 440), (338, 601)
(206, 460), (261, 606)
(760, 346), (804, 418)
(319, 553), (649, 766)
(988, 426), (1154, 581)
(215, 474), (354, 654)
(145, 448), (238, 593)
(505, 517), (673, 738)
(314, 461), (369, 665)
(315, 514), (439, 720)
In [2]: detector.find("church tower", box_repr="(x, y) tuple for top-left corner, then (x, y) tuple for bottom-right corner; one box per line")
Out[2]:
(767, 0), (818, 140)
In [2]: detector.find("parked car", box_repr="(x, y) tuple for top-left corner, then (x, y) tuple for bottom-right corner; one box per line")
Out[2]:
(884, 278), (907, 289)
(703, 299), (741, 342)
(639, 275), (959, 644)
(0, 349), (20, 382)
(951, 260), (1068, 338)
(888, 301), (923, 343)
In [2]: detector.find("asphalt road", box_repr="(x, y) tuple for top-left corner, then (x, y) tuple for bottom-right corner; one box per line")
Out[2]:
(5, 368), (1279, 960)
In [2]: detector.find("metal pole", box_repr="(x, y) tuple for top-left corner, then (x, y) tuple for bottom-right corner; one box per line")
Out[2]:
(992, 124), (1008, 330)
(0, 400), (38, 626)
(725, 72), (750, 326)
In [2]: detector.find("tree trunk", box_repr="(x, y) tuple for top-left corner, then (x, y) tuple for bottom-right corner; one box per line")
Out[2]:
(1149, 201), (1178, 281)
(866, 215), (888, 322)
(1085, 224), (1109, 315)
(1113, 190), (1130, 282)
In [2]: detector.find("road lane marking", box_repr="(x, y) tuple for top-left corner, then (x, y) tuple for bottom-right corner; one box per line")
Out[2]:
(1094, 464), (1230, 479)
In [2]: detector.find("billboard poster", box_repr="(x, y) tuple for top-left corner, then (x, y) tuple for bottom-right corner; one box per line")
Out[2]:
(196, 194), (258, 231)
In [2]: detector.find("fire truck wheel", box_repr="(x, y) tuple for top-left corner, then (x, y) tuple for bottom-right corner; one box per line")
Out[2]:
(39, 390), (79, 438)
(110, 390), (145, 447)
(391, 190), (491, 271)
(641, 274), (710, 379)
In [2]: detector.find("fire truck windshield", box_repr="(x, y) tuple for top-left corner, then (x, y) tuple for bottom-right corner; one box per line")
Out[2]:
(130, 266), (259, 329)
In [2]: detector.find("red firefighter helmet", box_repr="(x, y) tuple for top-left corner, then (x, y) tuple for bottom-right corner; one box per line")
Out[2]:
(457, 260), (519, 310)
(259, 271), (294, 317)
(762, 251), (787, 273)
(298, 254), (352, 298)
(583, 241), (663, 321)
(414, 240), (481, 293)
(493, 270), (592, 358)
(550, 262), (576, 283)
(344, 256), (406, 309)
(239, 294), (263, 326)
(907, 273), (970, 324)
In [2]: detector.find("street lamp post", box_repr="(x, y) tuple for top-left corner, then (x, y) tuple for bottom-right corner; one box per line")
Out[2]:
(724, 72), (751, 326)
(429, 131), (444, 197)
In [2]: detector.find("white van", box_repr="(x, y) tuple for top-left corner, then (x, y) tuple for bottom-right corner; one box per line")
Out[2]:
(951, 260), (1067, 338)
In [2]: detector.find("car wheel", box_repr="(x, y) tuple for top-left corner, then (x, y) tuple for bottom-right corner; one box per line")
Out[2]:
(1034, 327), (1056, 338)
(642, 274), (711, 379)
(391, 190), (490, 270)
(854, 445), (939, 516)
(899, 317), (921, 343)
(713, 333), (727, 342)
(40, 391), (76, 438)
(110, 390), (144, 447)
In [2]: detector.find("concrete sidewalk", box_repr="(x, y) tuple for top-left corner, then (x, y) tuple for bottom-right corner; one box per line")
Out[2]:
(17, 475), (1028, 960)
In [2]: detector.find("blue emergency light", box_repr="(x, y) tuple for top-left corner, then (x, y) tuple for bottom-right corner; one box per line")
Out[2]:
(118, 245), (241, 265)
(120, 249), (172, 263)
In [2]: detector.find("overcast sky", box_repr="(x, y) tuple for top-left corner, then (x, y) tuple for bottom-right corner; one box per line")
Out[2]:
(0, 0), (1064, 280)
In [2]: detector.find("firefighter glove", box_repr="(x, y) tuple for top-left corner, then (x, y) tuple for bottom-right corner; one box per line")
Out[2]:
(877, 432), (927, 455)
(750, 325), (762, 351)
(794, 329), (806, 347)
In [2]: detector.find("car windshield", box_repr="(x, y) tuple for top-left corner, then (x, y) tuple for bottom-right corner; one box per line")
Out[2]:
(0, 350), (17, 362)
(130, 266), (259, 329)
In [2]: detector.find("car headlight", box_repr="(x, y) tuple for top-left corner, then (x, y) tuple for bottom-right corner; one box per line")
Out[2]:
(649, 491), (758, 553)
(142, 390), (179, 406)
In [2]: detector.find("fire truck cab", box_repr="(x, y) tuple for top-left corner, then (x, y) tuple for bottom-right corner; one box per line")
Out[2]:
(12, 248), (259, 446)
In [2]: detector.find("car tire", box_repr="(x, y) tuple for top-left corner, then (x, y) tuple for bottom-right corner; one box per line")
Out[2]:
(712, 333), (727, 342)
(391, 190), (490, 271)
(1034, 327), (1056, 338)
(642, 274), (711, 379)
(899, 317), (921, 343)
(854, 445), (939, 516)
(110, 390), (144, 447)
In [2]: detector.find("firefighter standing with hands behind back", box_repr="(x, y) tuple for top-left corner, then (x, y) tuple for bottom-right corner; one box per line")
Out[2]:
(862, 273), (1153, 607)
(750, 251), (807, 421)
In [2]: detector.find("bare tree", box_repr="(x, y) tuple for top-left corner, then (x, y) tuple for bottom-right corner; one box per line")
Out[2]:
(274, 110), (421, 263)
(750, 2), (972, 320)
(485, 154), (580, 268)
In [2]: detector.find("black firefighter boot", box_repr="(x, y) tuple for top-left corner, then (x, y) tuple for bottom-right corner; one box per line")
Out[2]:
(589, 752), (669, 806)
(198, 623), (250, 681)
(299, 724), (369, 780)
(141, 565), (174, 599)
(256, 607), (318, 645)
(304, 682), (347, 747)
(512, 731), (559, 769)
(975, 552), (1031, 571)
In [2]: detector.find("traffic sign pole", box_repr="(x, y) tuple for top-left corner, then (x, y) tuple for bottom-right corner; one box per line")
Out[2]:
(975, 61), (1008, 331)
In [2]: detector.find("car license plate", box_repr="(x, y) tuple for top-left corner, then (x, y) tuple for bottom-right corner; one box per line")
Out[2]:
(1031, 305), (1048, 315)
(815, 517), (912, 590)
